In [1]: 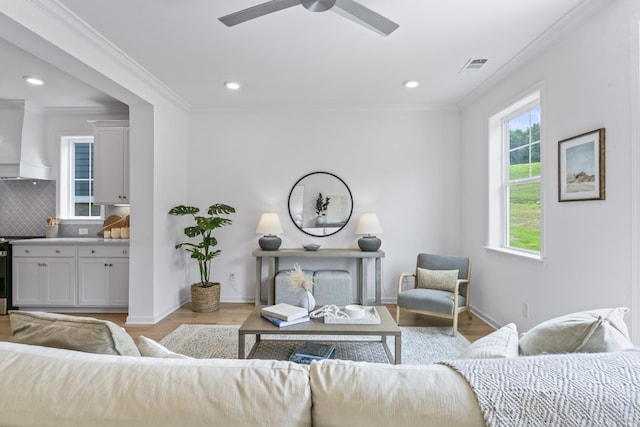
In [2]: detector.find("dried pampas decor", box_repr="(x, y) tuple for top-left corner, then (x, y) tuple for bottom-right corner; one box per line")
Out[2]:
(288, 263), (315, 311)
(287, 263), (313, 291)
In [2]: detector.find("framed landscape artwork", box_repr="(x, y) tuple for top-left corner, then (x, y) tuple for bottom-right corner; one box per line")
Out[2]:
(558, 128), (605, 202)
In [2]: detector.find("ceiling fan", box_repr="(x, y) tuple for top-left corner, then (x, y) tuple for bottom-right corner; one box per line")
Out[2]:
(219, 0), (399, 36)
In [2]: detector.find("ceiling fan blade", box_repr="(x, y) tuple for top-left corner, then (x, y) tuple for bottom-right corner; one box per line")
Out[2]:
(333, 0), (398, 36)
(219, 0), (301, 27)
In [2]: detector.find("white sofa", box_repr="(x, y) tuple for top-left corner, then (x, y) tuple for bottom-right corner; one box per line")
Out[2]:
(3, 308), (639, 426)
(3, 341), (640, 427)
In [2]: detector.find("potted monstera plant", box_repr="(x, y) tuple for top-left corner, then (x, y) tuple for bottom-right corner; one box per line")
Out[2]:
(169, 203), (236, 312)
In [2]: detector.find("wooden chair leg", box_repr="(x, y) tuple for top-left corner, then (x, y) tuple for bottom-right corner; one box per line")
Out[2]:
(452, 312), (458, 337)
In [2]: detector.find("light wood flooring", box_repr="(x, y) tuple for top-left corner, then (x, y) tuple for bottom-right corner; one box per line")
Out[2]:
(0, 303), (495, 343)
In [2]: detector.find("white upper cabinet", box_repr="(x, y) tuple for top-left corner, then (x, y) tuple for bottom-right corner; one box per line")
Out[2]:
(92, 120), (129, 205)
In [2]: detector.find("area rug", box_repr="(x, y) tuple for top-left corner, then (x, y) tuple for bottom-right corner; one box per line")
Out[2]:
(159, 325), (470, 365)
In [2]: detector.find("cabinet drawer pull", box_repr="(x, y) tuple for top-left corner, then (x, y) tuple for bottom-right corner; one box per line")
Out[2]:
(25, 250), (30, 254)
(91, 250), (96, 254)
(55, 250), (60, 254)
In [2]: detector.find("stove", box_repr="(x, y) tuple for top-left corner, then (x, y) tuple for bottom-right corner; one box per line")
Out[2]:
(0, 236), (45, 314)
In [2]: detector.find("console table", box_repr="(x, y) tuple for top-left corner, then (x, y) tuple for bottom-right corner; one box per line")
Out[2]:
(252, 248), (385, 306)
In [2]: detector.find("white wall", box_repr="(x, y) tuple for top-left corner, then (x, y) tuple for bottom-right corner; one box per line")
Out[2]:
(460, 0), (639, 336)
(186, 109), (462, 303)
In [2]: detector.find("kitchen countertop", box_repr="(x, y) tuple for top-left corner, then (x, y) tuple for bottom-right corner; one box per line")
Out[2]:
(10, 238), (130, 245)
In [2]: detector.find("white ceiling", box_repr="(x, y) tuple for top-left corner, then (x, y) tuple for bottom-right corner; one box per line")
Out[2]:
(0, 37), (126, 110)
(3, 0), (589, 110)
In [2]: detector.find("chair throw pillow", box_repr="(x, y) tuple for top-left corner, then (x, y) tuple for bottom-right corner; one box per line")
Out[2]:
(457, 323), (519, 359)
(138, 335), (192, 359)
(518, 307), (634, 356)
(416, 268), (459, 291)
(9, 311), (141, 357)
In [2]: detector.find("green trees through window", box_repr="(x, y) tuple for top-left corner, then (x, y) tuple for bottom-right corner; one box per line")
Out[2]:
(507, 107), (541, 252)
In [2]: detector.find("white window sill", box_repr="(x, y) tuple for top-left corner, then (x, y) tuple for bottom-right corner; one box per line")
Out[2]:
(484, 246), (545, 263)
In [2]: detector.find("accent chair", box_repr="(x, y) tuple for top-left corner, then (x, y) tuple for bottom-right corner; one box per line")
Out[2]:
(396, 253), (472, 336)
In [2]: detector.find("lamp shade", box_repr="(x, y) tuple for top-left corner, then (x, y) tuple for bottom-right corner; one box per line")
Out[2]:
(355, 213), (383, 235)
(256, 213), (284, 235)
(256, 213), (283, 251)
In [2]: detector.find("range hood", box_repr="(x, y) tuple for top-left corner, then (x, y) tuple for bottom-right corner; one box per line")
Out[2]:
(0, 100), (50, 180)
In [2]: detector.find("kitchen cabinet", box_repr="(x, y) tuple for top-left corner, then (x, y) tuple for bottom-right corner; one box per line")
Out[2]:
(11, 240), (129, 311)
(93, 120), (129, 205)
(78, 245), (129, 307)
(12, 246), (76, 306)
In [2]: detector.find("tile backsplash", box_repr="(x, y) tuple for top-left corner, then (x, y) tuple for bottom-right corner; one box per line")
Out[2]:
(0, 180), (56, 236)
(0, 180), (130, 237)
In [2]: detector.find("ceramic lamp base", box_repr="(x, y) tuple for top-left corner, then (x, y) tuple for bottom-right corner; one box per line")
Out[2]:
(358, 236), (381, 252)
(259, 235), (282, 251)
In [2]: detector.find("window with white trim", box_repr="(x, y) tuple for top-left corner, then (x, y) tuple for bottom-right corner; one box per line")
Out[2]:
(488, 90), (542, 256)
(59, 136), (102, 220)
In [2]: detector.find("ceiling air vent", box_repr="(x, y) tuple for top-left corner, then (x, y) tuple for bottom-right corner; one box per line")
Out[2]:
(460, 58), (488, 72)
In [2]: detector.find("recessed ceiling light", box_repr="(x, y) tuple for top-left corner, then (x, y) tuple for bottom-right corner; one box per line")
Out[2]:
(23, 76), (45, 86)
(403, 80), (419, 89)
(224, 81), (241, 90)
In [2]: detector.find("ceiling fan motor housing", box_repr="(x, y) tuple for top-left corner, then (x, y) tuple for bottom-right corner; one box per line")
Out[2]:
(301, 0), (336, 12)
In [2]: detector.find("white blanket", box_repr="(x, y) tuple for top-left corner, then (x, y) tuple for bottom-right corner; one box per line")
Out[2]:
(442, 349), (640, 427)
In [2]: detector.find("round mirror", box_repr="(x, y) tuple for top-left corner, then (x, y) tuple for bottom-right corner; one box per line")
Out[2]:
(288, 171), (353, 237)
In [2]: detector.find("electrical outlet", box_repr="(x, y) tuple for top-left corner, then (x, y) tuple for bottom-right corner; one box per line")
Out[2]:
(79, 228), (88, 235)
(522, 303), (530, 318)
(229, 273), (236, 282)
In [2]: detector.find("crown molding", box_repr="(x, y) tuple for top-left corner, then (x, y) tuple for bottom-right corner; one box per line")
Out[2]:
(189, 102), (459, 114)
(44, 106), (130, 115)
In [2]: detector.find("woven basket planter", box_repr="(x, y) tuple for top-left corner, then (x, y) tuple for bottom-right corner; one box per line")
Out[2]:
(190, 282), (221, 313)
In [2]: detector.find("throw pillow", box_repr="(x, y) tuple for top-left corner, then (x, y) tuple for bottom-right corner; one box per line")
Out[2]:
(138, 335), (192, 359)
(457, 323), (519, 359)
(518, 307), (634, 356)
(416, 268), (459, 291)
(9, 311), (141, 356)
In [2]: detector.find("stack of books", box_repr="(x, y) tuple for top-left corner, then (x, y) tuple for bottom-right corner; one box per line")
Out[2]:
(289, 342), (336, 364)
(260, 303), (310, 327)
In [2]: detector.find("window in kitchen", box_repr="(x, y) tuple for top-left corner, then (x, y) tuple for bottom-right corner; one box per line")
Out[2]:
(487, 88), (543, 259)
(59, 136), (102, 220)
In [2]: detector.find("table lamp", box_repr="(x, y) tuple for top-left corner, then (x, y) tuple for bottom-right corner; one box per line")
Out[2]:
(256, 213), (284, 251)
(355, 213), (383, 252)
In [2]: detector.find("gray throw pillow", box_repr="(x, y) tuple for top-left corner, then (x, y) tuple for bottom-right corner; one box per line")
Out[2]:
(10, 311), (141, 356)
(518, 307), (633, 356)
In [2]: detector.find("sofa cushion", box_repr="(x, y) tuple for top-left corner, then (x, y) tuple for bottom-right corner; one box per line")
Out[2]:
(138, 336), (192, 359)
(310, 359), (485, 427)
(519, 307), (634, 356)
(9, 311), (140, 356)
(458, 323), (519, 359)
(417, 268), (459, 291)
(0, 341), (311, 427)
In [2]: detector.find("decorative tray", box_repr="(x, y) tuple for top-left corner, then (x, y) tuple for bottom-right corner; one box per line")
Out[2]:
(323, 306), (381, 324)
